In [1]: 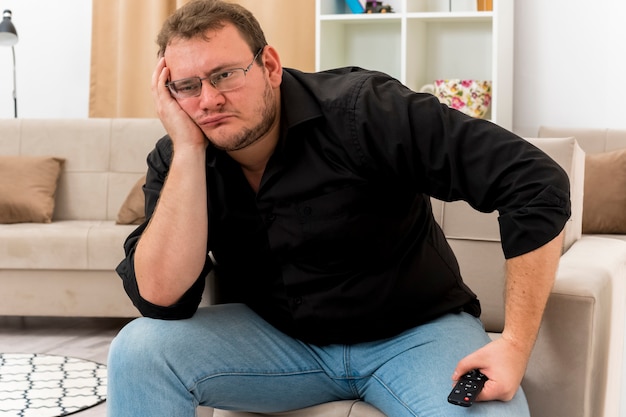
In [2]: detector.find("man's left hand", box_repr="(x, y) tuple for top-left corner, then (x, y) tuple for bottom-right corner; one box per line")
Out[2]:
(452, 336), (530, 402)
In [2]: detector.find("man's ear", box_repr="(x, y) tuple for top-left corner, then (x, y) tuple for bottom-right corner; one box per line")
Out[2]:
(262, 45), (283, 88)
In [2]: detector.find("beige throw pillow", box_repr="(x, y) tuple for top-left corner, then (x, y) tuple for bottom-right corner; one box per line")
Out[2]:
(0, 155), (65, 223)
(583, 149), (626, 234)
(116, 175), (146, 225)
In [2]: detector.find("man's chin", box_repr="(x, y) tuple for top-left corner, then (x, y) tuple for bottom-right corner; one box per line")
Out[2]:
(201, 127), (232, 150)
(205, 133), (251, 152)
(204, 137), (230, 151)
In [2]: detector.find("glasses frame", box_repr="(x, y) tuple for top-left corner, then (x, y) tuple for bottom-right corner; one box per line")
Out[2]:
(166, 48), (264, 99)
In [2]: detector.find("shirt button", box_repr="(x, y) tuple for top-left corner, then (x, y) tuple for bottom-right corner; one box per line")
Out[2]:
(266, 213), (276, 223)
(302, 206), (312, 216)
(293, 297), (303, 305)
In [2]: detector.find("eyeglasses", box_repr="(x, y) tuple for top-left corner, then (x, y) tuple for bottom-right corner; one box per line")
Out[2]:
(166, 48), (263, 99)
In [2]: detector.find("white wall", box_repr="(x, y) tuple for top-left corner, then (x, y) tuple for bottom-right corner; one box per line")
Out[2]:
(514, 0), (626, 135)
(0, 0), (625, 134)
(0, 0), (92, 119)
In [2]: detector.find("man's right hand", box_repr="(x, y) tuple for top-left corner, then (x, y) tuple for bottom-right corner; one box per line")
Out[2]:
(134, 57), (210, 307)
(151, 57), (207, 151)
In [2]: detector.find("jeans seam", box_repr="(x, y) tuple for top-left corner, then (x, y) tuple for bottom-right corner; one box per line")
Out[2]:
(189, 369), (326, 392)
(371, 374), (419, 417)
(343, 345), (361, 397)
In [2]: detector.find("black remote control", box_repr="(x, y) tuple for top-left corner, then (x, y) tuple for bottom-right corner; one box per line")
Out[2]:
(447, 369), (488, 407)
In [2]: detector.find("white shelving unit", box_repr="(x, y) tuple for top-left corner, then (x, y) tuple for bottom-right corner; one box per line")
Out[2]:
(315, 0), (514, 130)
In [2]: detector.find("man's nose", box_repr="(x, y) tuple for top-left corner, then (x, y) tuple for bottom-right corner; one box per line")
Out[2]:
(198, 80), (226, 108)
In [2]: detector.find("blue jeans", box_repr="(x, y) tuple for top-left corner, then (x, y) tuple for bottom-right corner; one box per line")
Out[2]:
(107, 304), (529, 417)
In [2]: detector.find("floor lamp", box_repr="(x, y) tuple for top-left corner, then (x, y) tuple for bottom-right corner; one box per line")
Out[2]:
(0, 10), (18, 118)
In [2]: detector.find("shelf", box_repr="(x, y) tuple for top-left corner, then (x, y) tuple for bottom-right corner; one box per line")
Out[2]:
(406, 11), (493, 21)
(319, 0), (405, 14)
(318, 18), (402, 79)
(406, 18), (492, 91)
(319, 13), (402, 22)
(319, 12), (493, 22)
(316, 0), (513, 129)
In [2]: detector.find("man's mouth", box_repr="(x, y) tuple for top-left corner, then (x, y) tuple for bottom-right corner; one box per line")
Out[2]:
(199, 114), (232, 127)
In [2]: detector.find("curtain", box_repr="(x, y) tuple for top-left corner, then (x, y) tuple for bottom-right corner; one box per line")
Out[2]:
(89, 0), (188, 118)
(89, 0), (315, 118)
(233, 0), (315, 72)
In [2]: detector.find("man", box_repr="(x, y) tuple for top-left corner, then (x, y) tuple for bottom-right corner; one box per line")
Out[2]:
(108, 1), (570, 416)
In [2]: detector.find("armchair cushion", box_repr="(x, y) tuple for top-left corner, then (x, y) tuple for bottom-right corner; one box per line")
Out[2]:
(213, 400), (385, 417)
(582, 149), (626, 234)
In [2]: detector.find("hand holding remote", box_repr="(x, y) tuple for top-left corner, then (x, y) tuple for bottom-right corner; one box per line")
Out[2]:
(448, 369), (488, 407)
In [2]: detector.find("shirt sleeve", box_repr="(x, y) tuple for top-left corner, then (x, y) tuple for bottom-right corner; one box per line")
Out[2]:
(347, 72), (571, 259)
(115, 136), (209, 319)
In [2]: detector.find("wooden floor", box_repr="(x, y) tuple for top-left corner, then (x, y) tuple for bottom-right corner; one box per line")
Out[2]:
(0, 316), (215, 417)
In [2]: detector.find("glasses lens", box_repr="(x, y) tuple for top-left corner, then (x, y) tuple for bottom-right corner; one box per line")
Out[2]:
(170, 78), (202, 98)
(212, 69), (245, 92)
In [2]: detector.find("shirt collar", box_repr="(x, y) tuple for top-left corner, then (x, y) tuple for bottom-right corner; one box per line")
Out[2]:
(280, 68), (323, 130)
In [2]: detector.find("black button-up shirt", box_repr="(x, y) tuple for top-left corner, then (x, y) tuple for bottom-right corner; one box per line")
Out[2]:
(117, 67), (571, 345)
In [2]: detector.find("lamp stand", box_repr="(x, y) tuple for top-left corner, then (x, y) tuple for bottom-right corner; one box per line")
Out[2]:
(11, 45), (16, 118)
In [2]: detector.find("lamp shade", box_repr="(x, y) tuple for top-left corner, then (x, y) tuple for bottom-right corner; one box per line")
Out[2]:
(0, 10), (18, 46)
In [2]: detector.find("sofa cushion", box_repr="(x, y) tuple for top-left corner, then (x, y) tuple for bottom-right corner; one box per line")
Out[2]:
(0, 221), (136, 270)
(583, 149), (626, 234)
(213, 400), (386, 417)
(116, 175), (146, 225)
(0, 155), (64, 224)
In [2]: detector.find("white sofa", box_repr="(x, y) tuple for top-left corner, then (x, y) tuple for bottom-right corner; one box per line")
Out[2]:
(0, 118), (167, 317)
(0, 119), (624, 417)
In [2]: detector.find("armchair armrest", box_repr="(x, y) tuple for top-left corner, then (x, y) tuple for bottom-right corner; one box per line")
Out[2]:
(524, 236), (626, 417)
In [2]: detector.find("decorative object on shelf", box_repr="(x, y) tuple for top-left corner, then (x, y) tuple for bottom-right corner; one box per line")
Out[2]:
(365, 1), (394, 13)
(420, 79), (492, 119)
(0, 9), (18, 118)
(344, 0), (365, 13)
(477, 0), (493, 11)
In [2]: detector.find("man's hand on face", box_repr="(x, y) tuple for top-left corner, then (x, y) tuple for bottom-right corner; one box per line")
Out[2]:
(152, 57), (207, 150)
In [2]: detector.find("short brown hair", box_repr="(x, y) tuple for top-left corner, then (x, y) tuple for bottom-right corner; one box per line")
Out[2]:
(156, 0), (267, 57)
